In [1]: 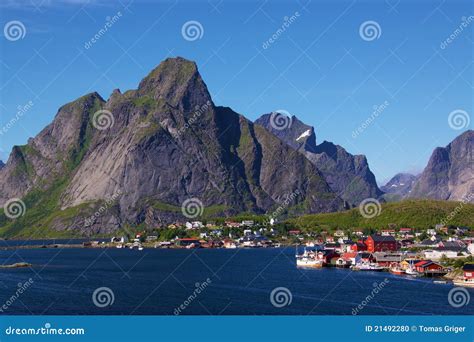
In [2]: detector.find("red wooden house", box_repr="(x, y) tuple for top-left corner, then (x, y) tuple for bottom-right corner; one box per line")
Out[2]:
(414, 260), (443, 273)
(365, 235), (397, 253)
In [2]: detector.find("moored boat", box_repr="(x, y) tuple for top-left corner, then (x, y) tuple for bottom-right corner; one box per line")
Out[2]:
(296, 257), (324, 268)
(296, 247), (323, 268)
(405, 267), (421, 276)
(389, 266), (405, 275)
(352, 262), (384, 272)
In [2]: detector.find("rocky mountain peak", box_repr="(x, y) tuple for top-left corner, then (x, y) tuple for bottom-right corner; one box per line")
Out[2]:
(255, 114), (383, 206)
(137, 57), (212, 112)
(254, 113), (317, 153)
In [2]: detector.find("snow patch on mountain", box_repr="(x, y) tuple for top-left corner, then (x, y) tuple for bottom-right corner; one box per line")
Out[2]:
(296, 129), (311, 141)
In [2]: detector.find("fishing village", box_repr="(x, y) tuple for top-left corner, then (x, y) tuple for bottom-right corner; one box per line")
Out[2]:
(7, 219), (473, 288)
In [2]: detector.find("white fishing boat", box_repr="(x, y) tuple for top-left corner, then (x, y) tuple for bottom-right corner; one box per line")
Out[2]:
(352, 262), (384, 272)
(405, 260), (421, 276)
(405, 267), (421, 276)
(296, 247), (323, 268)
(296, 256), (324, 268)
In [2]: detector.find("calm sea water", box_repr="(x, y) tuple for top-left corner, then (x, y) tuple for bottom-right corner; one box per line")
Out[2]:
(0, 247), (472, 315)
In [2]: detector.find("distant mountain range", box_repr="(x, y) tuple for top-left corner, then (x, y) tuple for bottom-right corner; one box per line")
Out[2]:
(0, 57), (471, 237)
(380, 130), (473, 202)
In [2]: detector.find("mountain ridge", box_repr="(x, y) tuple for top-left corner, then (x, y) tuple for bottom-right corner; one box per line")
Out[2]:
(0, 57), (344, 237)
(255, 113), (384, 206)
(408, 130), (473, 202)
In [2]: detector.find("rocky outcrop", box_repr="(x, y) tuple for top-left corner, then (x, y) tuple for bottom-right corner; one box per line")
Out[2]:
(409, 130), (473, 202)
(255, 114), (383, 206)
(0, 57), (343, 236)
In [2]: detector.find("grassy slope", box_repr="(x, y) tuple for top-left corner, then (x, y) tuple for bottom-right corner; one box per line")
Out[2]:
(287, 199), (474, 231)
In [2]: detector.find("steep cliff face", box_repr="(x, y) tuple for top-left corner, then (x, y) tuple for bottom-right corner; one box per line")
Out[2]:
(381, 173), (418, 201)
(0, 92), (105, 205)
(0, 57), (343, 237)
(409, 130), (473, 202)
(255, 114), (383, 206)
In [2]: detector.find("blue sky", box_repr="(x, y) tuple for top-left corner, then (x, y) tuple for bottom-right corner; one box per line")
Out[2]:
(0, 0), (472, 184)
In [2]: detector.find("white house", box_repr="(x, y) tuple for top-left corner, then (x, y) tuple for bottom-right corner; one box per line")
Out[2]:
(424, 249), (458, 259)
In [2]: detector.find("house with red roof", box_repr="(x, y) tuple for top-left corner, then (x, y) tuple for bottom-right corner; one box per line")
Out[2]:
(414, 260), (444, 274)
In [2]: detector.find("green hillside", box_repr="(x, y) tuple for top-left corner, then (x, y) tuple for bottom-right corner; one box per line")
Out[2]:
(288, 200), (474, 231)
